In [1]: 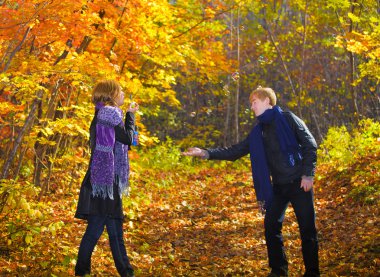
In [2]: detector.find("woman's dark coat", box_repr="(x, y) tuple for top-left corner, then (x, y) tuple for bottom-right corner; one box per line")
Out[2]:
(75, 111), (135, 220)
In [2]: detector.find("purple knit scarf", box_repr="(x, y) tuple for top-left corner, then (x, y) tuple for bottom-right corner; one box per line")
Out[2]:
(90, 103), (130, 199)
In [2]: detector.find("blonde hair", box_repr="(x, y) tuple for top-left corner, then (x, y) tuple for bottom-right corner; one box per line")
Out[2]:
(92, 80), (122, 106)
(249, 86), (277, 106)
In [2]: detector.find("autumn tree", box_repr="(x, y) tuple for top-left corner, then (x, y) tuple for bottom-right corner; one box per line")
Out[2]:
(0, 0), (231, 262)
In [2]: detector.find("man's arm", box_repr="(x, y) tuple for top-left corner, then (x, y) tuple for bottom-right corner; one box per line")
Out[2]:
(183, 136), (250, 161)
(285, 112), (317, 176)
(207, 136), (250, 161)
(285, 112), (317, 191)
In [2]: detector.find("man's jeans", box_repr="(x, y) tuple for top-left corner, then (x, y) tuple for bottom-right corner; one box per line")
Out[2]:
(75, 215), (133, 276)
(264, 179), (319, 276)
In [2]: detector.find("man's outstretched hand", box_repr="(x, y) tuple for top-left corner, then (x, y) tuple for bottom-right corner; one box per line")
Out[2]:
(182, 147), (207, 158)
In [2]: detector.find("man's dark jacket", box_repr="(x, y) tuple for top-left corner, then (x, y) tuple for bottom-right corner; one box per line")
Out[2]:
(207, 111), (317, 185)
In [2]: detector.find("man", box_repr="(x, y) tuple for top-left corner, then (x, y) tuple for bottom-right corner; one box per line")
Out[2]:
(183, 87), (319, 277)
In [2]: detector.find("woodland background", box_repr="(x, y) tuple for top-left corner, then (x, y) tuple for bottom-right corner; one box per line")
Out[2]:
(0, 0), (379, 276)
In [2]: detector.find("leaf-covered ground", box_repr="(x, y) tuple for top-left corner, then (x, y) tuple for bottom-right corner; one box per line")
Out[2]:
(0, 159), (379, 276)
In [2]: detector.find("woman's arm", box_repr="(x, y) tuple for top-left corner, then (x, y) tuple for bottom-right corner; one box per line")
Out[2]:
(115, 112), (135, 145)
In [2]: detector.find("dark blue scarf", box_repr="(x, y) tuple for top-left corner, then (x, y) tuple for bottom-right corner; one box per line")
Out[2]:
(248, 106), (302, 210)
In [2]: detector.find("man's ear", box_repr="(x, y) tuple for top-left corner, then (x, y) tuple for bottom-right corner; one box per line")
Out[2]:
(265, 96), (271, 105)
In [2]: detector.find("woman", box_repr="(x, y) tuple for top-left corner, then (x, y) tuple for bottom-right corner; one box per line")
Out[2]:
(75, 80), (138, 277)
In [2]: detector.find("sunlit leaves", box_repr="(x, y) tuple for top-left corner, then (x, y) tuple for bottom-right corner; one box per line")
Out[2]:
(0, 1), (379, 275)
(0, 134), (378, 275)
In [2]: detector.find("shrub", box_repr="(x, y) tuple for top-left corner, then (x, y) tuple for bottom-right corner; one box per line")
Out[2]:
(318, 118), (380, 166)
(317, 118), (380, 204)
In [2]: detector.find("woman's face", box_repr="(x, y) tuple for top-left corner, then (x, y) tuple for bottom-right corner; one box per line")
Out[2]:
(115, 90), (124, 106)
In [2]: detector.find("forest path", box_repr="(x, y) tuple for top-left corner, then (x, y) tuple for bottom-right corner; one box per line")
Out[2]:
(130, 168), (270, 276)
(32, 164), (377, 276)
(125, 166), (378, 276)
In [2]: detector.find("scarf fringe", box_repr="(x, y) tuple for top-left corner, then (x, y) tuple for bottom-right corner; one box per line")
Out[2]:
(91, 183), (114, 200)
(117, 175), (130, 197)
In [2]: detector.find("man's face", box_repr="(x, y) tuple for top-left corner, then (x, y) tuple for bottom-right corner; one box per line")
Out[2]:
(250, 95), (271, 116)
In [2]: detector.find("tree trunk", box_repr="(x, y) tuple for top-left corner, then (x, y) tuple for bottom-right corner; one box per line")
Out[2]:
(224, 81), (231, 147)
(38, 133), (63, 201)
(224, 10), (234, 147)
(33, 80), (62, 187)
(234, 7), (240, 144)
(298, 0), (309, 119)
(1, 90), (43, 179)
(54, 39), (73, 65)
(349, 1), (359, 117)
(3, 117), (15, 169)
(14, 146), (28, 180)
(38, 84), (72, 198)
(262, 17), (298, 112)
(76, 36), (93, 54)
(310, 108), (323, 142)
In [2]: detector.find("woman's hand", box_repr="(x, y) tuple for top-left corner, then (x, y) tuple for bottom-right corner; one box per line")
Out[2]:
(127, 102), (139, 113)
(182, 147), (207, 158)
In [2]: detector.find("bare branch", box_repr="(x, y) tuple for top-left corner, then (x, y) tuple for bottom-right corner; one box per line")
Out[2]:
(173, 5), (237, 39)
(1, 26), (31, 73)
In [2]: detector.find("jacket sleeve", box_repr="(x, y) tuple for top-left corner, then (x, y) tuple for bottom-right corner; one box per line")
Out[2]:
(115, 112), (135, 145)
(206, 136), (250, 161)
(285, 112), (317, 177)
